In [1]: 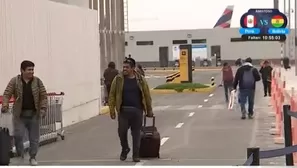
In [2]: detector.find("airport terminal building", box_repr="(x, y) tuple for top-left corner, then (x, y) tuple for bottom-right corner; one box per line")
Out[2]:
(124, 28), (291, 67)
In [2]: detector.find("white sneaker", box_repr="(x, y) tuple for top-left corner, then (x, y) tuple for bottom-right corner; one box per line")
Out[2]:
(29, 158), (38, 166)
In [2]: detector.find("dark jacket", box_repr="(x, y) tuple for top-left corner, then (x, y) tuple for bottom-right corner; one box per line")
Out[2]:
(259, 65), (273, 81)
(233, 62), (261, 90)
(103, 68), (119, 86)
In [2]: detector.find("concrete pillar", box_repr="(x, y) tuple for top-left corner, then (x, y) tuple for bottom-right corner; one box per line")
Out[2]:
(99, 0), (106, 76)
(110, 0), (117, 69)
(119, 0), (125, 66)
(115, 0), (124, 70)
(105, 0), (111, 64)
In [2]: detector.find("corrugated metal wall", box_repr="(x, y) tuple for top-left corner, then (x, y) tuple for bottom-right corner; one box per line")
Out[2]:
(0, 0), (101, 126)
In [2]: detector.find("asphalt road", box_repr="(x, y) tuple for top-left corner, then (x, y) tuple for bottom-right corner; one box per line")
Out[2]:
(10, 68), (284, 166)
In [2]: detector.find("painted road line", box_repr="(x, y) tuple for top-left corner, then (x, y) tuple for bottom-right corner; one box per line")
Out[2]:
(188, 112), (195, 117)
(178, 105), (198, 110)
(160, 137), (170, 146)
(209, 94), (214, 97)
(204, 99), (208, 102)
(175, 123), (184, 128)
(153, 105), (170, 111)
(198, 105), (203, 108)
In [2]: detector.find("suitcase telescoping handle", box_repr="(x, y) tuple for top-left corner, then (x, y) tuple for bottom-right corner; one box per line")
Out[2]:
(143, 115), (155, 127)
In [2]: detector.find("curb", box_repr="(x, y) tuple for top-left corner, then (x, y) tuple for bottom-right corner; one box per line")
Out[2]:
(150, 86), (216, 94)
(99, 106), (109, 115)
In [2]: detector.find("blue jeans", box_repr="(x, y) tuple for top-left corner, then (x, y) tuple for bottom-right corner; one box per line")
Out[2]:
(239, 89), (255, 115)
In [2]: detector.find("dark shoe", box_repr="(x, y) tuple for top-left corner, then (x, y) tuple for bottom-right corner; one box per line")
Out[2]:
(248, 114), (254, 119)
(264, 94), (267, 97)
(120, 148), (130, 161)
(132, 157), (140, 162)
(269, 94), (271, 97)
(241, 114), (246, 120)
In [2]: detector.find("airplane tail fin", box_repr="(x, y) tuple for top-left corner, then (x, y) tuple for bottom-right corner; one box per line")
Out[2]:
(213, 5), (234, 28)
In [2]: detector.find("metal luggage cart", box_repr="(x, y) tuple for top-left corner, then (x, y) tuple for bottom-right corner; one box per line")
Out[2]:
(40, 92), (65, 141)
(0, 92), (65, 154)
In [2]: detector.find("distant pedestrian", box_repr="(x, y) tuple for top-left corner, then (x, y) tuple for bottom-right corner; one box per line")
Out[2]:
(283, 56), (290, 70)
(221, 62), (234, 103)
(103, 62), (119, 104)
(1, 60), (47, 166)
(136, 64), (145, 76)
(259, 60), (273, 97)
(108, 58), (153, 162)
(235, 58), (243, 66)
(233, 57), (261, 119)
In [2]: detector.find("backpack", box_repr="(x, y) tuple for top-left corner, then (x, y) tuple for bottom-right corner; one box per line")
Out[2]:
(242, 68), (255, 89)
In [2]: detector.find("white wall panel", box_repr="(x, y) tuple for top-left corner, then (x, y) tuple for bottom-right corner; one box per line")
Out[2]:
(0, 0), (100, 127)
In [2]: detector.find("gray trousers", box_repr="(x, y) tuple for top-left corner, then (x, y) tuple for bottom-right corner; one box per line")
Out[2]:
(118, 107), (143, 157)
(14, 112), (40, 158)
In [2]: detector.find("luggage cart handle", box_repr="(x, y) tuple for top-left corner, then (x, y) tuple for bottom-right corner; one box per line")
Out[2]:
(143, 116), (155, 127)
(47, 92), (65, 96)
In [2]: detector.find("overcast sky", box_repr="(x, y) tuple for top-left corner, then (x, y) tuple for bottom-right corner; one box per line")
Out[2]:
(127, 0), (296, 31)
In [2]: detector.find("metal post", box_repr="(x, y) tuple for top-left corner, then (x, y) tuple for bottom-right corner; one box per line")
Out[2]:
(247, 147), (260, 165)
(284, 0), (288, 59)
(274, 0), (279, 9)
(283, 105), (294, 165)
(295, 0), (297, 75)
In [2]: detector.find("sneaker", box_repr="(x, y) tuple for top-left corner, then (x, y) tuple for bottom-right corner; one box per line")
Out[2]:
(248, 114), (254, 119)
(29, 158), (38, 166)
(132, 157), (140, 162)
(264, 94), (267, 97)
(120, 148), (130, 161)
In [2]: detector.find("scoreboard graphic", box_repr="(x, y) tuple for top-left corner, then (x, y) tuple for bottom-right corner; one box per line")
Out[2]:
(239, 9), (288, 41)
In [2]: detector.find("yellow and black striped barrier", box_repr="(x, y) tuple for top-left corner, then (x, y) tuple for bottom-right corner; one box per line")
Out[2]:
(166, 72), (180, 83)
(210, 77), (215, 86)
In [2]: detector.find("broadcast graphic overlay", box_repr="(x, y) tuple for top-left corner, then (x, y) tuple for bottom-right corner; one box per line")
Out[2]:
(239, 9), (288, 41)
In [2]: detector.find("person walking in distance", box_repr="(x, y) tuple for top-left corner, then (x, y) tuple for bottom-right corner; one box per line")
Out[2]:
(233, 58), (261, 119)
(108, 58), (153, 162)
(221, 62), (234, 103)
(103, 62), (119, 104)
(259, 60), (273, 97)
(1, 60), (47, 166)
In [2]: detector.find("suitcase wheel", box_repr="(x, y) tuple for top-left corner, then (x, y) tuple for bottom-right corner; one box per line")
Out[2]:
(158, 153), (160, 158)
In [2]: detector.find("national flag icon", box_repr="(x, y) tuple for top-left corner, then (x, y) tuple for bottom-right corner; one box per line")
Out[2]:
(271, 15), (285, 28)
(244, 15), (257, 28)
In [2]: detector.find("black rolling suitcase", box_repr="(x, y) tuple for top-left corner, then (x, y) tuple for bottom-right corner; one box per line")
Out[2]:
(139, 116), (160, 158)
(0, 113), (12, 165)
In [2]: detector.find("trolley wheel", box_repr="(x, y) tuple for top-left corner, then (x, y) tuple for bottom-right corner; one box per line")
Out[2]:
(61, 135), (65, 140)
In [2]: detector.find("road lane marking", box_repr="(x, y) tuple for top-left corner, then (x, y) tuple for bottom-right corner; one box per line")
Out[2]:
(209, 94), (214, 97)
(188, 112), (195, 117)
(204, 99), (208, 102)
(135, 160), (147, 166)
(198, 105), (203, 108)
(175, 123), (184, 128)
(161, 137), (170, 146)
(178, 105), (197, 110)
(153, 105), (170, 111)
